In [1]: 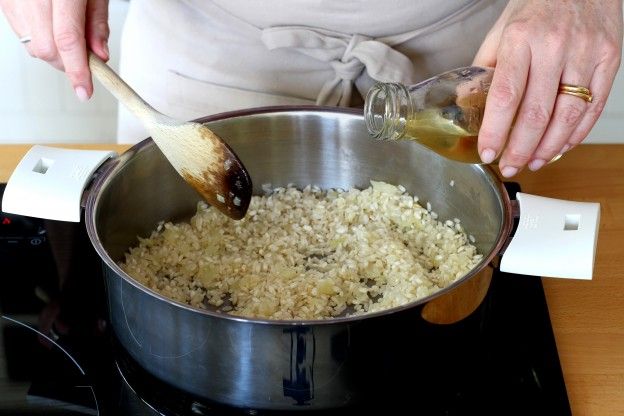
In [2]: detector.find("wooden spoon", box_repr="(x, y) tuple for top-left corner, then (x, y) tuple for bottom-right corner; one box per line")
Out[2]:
(88, 52), (252, 220)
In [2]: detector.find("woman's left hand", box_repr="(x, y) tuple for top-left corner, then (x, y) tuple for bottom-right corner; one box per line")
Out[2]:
(473, 0), (622, 177)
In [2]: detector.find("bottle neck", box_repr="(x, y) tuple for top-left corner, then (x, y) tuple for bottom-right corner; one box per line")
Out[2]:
(364, 82), (412, 141)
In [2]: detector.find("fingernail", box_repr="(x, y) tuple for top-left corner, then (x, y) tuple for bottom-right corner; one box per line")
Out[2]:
(102, 42), (109, 59)
(75, 86), (89, 102)
(480, 148), (496, 164)
(528, 159), (546, 171)
(561, 144), (571, 154)
(501, 166), (518, 178)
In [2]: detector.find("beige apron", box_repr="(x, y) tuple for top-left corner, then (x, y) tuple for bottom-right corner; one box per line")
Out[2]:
(117, 0), (507, 143)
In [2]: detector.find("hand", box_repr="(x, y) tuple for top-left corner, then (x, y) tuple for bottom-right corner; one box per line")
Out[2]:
(473, 0), (622, 177)
(0, 0), (110, 101)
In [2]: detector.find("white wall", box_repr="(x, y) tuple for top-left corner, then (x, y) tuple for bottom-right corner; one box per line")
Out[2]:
(0, 2), (623, 144)
(0, 0), (128, 144)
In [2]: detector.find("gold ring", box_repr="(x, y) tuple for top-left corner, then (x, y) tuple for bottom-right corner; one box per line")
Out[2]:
(549, 153), (563, 164)
(559, 84), (593, 103)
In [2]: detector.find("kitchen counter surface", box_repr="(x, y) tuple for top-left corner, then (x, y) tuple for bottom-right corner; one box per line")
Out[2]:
(1, 143), (623, 415)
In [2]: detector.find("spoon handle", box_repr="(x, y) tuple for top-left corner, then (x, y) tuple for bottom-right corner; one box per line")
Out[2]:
(88, 52), (160, 123)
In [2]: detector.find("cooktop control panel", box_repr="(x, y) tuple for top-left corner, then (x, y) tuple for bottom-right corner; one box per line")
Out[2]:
(0, 183), (53, 315)
(0, 184), (47, 248)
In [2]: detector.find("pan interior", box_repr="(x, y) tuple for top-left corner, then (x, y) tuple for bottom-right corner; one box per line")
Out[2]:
(92, 109), (506, 315)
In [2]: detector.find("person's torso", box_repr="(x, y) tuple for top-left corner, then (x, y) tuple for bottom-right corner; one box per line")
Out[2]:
(196, 0), (481, 36)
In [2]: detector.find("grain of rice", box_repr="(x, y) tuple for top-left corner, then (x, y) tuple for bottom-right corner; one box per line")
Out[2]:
(120, 181), (481, 320)
(261, 183), (272, 194)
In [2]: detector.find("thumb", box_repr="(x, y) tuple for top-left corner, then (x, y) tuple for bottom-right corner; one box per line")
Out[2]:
(473, 30), (500, 68)
(472, 8), (510, 68)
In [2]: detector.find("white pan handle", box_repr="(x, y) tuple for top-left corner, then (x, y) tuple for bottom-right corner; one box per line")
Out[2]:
(2, 145), (117, 222)
(500, 192), (600, 280)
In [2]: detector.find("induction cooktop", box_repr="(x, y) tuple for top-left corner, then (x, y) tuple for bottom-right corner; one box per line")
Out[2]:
(0, 182), (571, 415)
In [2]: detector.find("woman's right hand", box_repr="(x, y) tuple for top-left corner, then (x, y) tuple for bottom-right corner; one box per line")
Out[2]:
(0, 0), (110, 101)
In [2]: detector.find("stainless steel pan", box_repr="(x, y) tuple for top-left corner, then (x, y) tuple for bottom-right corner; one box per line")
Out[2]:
(2, 107), (599, 410)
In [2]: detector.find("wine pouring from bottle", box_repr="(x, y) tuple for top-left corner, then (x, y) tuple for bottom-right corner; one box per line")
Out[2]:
(364, 66), (558, 165)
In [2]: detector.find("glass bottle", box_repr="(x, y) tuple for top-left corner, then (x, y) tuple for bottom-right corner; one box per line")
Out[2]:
(364, 66), (493, 164)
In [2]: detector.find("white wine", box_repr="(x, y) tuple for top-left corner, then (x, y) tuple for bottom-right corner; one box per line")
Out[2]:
(364, 67), (492, 164)
(404, 109), (481, 163)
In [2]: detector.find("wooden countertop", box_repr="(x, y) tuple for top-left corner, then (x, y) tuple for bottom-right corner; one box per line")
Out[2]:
(1, 143), (623, 415)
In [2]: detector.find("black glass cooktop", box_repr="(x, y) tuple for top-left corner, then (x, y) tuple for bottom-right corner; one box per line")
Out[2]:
(0, 183), (571, 415)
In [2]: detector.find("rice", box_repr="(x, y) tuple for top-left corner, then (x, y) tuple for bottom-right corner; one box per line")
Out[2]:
(120, 181), (482, 320)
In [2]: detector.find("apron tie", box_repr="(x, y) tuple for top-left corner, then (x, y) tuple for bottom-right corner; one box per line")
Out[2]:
(261, 27), (417, 106)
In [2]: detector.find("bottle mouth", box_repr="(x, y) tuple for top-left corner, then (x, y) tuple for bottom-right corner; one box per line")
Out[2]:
(364, 82), (410, 141)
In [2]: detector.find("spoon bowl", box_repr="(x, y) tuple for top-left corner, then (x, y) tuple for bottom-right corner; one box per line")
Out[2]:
(88, 53), (252, 219)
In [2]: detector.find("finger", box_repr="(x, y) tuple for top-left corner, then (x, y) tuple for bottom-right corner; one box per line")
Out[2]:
(1, 0), (37, 55)
(52, 0), (91, 101)
(472, 4), (515, 68)
(28, 0), (64, 69)
(527, 64), (593, 171)
(0, 0), (64, 69)
(473, 33), (499, 68)
(86, 0), (109, 60)
(497, 47), (563, 177)
(0, 0), (28, 38)
(567, 59), (621, 147)
(477, 36), (531, 166)
(472, 20), (505, 68)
